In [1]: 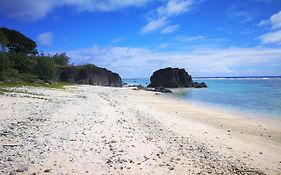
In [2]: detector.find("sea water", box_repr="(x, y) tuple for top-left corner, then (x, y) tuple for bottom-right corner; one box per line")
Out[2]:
(123, 77), (281, 118)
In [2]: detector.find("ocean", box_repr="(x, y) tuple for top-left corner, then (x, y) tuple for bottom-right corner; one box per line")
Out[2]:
(123, 77), (281, 118)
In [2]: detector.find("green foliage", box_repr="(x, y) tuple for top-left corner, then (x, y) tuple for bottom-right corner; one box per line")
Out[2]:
(0, 68), (19, 81)
(18, 73), (38, 82)
(0, 27), (83, 88)
(0, 53), (10, 72)
(0, 53), (12, 80)
(9, 51), (36, 73)
(0, 27), (37, 55)
(0, 81), (70, 89)
(52, 53), (69, 66)
(35, 56), (56, 81)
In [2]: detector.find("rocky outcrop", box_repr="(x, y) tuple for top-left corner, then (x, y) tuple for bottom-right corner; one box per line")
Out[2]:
(58, 64), (122, 87)
(148, 67), (207, 88)
(148, 67), (193, 88)
(192, 82), (207, 88)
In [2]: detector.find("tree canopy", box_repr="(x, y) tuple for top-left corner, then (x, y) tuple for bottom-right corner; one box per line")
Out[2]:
(0, 27), (37, 55)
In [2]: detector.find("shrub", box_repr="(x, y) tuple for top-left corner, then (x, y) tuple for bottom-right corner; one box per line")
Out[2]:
(35, 56), (56, 81)
(52, 53), (69, 66)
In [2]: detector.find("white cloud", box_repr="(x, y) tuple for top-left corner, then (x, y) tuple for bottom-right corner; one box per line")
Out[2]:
(140, 18), (167, 34)
(258, 11), (281, 45)
(0, 0), (153, 21)
(161, 24), (179, 34)
(37, 32), (53, 46)
(140, 0), (194, 34)
(259, 11), (281, 29)
(157, 0), (193, 17)
(176, 35), (205, 42)
(62, 45), (281, 78)
(259, 30), (281, 45)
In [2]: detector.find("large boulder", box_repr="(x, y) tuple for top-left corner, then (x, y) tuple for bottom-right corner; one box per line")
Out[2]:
(148, 67), (207, 88)
(148, 67), (193, 88)
(58, 64), (122, 87)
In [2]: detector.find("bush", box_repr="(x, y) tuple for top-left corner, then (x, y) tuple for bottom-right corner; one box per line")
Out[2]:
(9, 51), (36, 73)
(35, 56), (56, 81)
(0, 68), (19, 81)
(0, 52), (10, 72)
(52, 53), (69, 66)
(18, 73), (38, 82)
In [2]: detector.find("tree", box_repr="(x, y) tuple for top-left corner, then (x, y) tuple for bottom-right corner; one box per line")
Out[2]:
(8, 51), (35, 73)
(0, 27), (37, 55)
(52, 53), (69, 66)
(35, 56), (56, 81)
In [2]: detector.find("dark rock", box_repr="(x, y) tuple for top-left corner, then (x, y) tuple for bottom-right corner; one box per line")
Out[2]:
(192, 82), (207, 88)
(58, 64), (122, 87)
(148, 67), (193, 88)
(44, 168), (52, 173)
(144, 86), (172, 93)
(148, 67), (207, 88)
(154, 86), (172, 93)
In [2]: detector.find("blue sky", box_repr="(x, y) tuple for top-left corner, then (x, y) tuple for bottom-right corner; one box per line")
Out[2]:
(0, 0), (281, 78)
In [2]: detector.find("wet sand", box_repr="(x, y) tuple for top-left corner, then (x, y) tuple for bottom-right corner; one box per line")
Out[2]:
(0, 85), (281, 174)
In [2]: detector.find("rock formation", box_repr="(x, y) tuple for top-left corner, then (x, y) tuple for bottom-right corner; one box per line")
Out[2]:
(58, 64), (122, 87)
(148, 67), (207, 88)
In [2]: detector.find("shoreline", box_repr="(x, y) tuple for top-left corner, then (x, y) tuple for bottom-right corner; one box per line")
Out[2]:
(1, 85), (281, 174)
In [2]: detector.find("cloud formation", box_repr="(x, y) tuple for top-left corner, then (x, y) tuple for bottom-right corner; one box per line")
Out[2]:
(0, 0), (153, 21)
(259, 30), (281, 45)
(37, 32), (53, 46)
(259, 11), (281, 29)
(140, 18), (166, 34)
(64, 45), (281, 78)
(176, 35), (205, 42)
(140, 0), (194, 34)
(259, 11), (281, 45)
(161, 25), (179, 34)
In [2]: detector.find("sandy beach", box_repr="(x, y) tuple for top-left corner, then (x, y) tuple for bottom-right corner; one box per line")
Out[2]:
(1, 85), (281, 175)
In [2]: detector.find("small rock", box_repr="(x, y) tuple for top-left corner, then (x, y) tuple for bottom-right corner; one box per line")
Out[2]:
(9, 171), (17, 175)
(44, 168), (52, 173)
(168, 167), (174, 170)
(7, 157), (13, 161)
(17, 165), (28, 172)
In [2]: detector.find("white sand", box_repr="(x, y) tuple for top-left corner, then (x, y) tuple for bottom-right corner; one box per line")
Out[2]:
(0, 85), (281, 174)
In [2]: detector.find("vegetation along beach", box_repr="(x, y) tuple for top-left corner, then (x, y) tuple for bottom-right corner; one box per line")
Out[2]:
(1, 0), (281, 174)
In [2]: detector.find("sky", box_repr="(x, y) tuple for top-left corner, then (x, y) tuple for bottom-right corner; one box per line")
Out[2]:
(0, 0), (281, 78)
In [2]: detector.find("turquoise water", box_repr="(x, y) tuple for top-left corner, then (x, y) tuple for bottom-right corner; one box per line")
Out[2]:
(123, 77), (281, 118)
